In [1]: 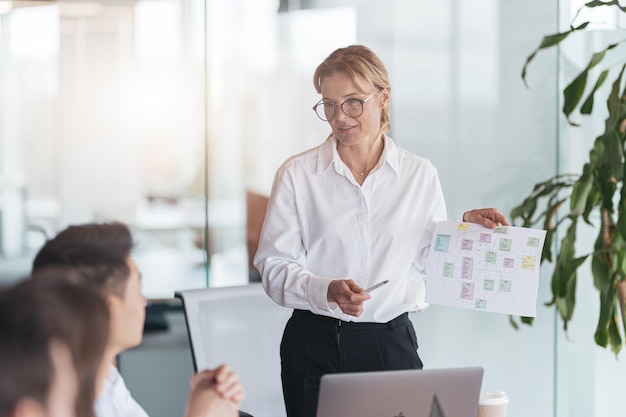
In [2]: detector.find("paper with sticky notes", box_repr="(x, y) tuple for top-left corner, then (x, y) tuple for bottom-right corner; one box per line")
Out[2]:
(425, 221), (546, 317)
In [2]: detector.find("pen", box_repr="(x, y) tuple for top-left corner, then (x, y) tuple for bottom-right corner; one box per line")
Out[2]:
(363, 280), (389, 293)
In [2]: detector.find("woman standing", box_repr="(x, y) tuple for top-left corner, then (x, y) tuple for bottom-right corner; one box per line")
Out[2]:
(254, 45), (508, 417)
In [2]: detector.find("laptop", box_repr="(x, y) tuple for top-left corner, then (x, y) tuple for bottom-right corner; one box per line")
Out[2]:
(316, 367), (483, 417)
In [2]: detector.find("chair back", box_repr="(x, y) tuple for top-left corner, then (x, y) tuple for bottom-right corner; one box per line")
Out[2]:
(175, 283), (291, 417)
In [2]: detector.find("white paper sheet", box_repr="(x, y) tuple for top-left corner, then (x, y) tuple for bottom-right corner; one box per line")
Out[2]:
(425, 221), (547, 317)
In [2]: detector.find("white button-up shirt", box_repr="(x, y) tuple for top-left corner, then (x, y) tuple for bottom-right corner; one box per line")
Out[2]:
(94, 365), (150, 417)
(254, 135), (447, 323)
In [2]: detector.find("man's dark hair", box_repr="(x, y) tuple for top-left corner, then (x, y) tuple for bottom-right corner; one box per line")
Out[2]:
(0, 275), (110, 417)
(32, 222), (134, 298)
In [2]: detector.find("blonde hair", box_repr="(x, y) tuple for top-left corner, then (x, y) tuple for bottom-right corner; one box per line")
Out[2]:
(313, 45), (391, 137)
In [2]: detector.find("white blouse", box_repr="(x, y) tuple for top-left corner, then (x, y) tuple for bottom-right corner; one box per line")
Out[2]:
(94, 365), (150, 417)
(254, 135), (448, 323)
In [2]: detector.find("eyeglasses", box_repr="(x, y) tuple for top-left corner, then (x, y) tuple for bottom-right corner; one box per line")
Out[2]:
(312, 89), (381, 122)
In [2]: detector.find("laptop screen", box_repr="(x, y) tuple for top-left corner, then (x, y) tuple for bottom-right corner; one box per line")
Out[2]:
(316, 367), (483, 417)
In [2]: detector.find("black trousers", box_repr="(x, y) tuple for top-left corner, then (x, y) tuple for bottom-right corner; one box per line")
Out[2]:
(280, 310), (423, 417)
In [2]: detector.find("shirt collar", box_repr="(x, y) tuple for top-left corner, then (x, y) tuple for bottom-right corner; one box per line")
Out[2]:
(316, 136), (336, 174)
(316, 134), (400, 176)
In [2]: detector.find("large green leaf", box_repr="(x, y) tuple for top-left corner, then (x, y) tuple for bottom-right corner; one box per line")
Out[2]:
(615, 245), (626, 278)
(589, 135), (605, 166)
(509, 197), (538, 226)
(563, 46), (617, 124)
(596, 163), (618, 212)
(563, 73), (587, 126)
(583, 0), (626, 13)
(509, 175), (576, 228)
(542, 228), (555, 263)
(583, 185), (601, 223)
(552, 222), (588, 328)
(594, 280), (616, 347)
(556, 271), (579, 329)
(604, 64), (626, 134)
(561, 255), (588, 296)
(606, 131), (624, 181)
(616, 275), (626, 335)
(521, 22), (590, 86)
(556, 222), (578, 294)
(608, 313), (622, 356)
(547, 237), (567, 307)
(617, 180), (626, 243)
(592, 232), (611, 290)
(581, 70), (609, 114)
(570, 164), (594, 215)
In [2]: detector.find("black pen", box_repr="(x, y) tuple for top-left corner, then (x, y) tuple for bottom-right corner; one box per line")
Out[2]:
(363, 280), (389, 293)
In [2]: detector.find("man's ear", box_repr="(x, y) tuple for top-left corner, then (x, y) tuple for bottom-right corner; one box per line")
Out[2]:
(105, 293), (121, 322)
(11, 397), (47, 417)
(105, 293), (117, 309)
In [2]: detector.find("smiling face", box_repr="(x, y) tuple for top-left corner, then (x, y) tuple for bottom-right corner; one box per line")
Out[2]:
(320, 71), (389, 150)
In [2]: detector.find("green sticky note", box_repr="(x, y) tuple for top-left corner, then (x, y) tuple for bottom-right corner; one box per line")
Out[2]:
(527, 237), (540, 247)
(499, 238), (512, 251)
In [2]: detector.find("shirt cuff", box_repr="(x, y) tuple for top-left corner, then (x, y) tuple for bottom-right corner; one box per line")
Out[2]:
(307, 275), (334, 312)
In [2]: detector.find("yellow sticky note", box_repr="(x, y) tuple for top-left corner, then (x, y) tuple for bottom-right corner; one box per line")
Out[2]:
(522, 255), (536, 270)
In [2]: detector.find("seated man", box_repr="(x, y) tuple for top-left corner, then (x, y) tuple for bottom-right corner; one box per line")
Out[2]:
(0, 275), (110, 417)
(31, 222), (244, 417)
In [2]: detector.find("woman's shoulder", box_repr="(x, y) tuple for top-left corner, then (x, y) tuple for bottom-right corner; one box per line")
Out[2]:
(387, 138), (437, 172)
(277, 138), (330, 173)
(281, 147), (318, 166)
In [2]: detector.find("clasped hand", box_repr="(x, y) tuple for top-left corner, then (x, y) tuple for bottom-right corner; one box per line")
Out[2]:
(184, 364), (245, 417)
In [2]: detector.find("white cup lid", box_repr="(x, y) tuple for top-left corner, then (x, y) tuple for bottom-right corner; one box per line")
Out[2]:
(479, 391), (509, 406)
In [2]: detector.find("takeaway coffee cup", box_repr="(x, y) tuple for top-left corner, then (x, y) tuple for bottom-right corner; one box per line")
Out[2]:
(477, 391), (509, 417)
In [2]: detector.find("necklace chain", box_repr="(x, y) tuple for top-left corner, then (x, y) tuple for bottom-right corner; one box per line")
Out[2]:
(341, 141), (384, 178)
(345, 158), (376, 176)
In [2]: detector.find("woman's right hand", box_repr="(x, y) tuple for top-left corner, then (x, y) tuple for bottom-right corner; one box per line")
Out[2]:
(327, 279), (371, 317)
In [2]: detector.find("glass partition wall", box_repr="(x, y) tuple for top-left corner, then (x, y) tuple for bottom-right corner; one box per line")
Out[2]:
(0, 0), (250, 298)
(0, 0), (208, 298)
(1, 0), (624, 416)
(0, 0), (554, 292)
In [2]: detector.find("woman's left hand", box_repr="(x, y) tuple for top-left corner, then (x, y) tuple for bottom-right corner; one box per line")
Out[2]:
(462, 208), (509, 229)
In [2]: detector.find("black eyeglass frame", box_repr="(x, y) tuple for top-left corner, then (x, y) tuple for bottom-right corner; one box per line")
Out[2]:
(312, 88), (381, 122)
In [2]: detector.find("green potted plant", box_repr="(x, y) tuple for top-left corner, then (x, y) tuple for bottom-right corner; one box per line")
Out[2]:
(510, 0), (626, 355)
